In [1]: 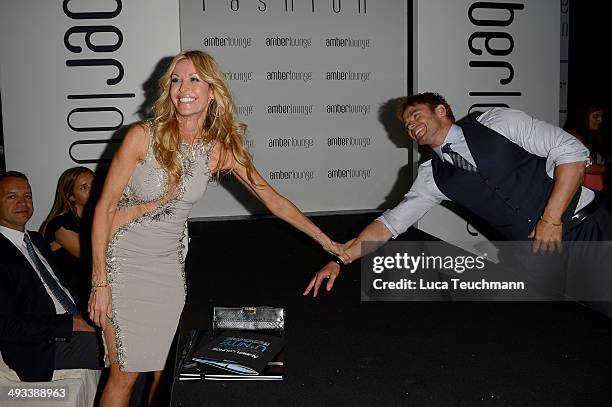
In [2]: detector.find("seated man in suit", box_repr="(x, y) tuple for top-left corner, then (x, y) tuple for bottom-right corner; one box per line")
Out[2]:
(0, 171), (103, 382)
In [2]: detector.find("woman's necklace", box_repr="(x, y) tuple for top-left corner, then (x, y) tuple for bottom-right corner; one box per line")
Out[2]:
(182, 132), (205, 163)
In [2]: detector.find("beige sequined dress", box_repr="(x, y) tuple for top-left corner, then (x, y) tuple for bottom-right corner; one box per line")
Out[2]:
(105, 128), (212, 372)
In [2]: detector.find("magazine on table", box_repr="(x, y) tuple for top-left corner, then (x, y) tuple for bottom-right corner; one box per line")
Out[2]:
(178, 330), (285, 380)
(192, 330), (284, 375)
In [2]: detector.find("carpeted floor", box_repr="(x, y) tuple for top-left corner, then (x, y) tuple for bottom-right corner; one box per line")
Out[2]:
(169, 212), (612, 407)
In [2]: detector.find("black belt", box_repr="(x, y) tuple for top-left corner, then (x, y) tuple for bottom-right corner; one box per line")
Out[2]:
(568, 199), (600, 229)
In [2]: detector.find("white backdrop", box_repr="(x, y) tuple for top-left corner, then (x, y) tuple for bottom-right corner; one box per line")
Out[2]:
(1, 1), (562, 236)
(179, 0), (409, 218)
(0, 0), (180, 228)
(413, 0), (560, 256)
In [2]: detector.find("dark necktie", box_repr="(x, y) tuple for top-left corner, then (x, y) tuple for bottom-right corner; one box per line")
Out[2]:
(442, 143), (478, 172)
(23, 234), (78, 314)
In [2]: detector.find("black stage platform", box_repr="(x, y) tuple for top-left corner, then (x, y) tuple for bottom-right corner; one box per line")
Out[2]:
(170, 212), (612, 407)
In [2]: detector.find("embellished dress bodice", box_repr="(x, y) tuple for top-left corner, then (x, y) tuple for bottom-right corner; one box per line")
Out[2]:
(109, 134), (213, 268)
(119, 138), (212, 220)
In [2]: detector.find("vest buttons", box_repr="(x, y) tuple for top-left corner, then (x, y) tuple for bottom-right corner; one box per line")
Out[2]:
(515, 207), (521, 211)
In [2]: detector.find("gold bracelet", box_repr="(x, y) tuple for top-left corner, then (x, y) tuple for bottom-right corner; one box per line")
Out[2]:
(92, 281), (110, 288)
(539, 216), (562, 227)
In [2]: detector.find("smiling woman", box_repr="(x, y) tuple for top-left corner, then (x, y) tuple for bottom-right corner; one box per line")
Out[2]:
(170, 60), (214, 122)
(87, 50), (347, 407)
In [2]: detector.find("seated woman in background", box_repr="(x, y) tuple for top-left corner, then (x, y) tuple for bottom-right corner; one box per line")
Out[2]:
(40, 166), (95, 307)
(564, 100), (609, 192)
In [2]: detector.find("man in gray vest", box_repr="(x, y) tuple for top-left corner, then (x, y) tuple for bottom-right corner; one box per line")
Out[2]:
(304, 92), (612, 297)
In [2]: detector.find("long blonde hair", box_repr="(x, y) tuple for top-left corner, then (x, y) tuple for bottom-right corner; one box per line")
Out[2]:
(151, 50), (255, 184)
(40, 166), (94, 235)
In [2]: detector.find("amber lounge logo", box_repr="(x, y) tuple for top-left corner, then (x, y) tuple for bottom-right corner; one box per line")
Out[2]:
(327, 136), (371, 148)
(269, 169), (315, 181)
(327, 168), (372, 180)
(268, 137), (314, 149)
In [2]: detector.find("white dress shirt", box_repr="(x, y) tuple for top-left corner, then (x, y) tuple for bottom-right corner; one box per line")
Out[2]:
(0, 225), (75, 313)
(377, 108), (595, 238)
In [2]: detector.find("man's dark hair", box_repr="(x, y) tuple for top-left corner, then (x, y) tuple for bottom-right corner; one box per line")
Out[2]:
(0, 171), (29, 183)
(396, 92), (456, 123)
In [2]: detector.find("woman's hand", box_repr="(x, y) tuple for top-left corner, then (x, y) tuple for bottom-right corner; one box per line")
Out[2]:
(315, 232), (350, 263)
(88, 285), (112, 328)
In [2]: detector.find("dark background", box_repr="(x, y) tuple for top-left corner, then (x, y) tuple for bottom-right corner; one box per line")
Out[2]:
(170, 213), (612, 407)
(567, 1), (610, 116)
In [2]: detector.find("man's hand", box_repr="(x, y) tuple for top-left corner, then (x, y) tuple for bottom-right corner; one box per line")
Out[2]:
(72, 314), (96, 332)
(303, 262), (341, 297)
(528, 217), (563, 254)
(529, 160), (584, 254)
(303, 221), (391, 297)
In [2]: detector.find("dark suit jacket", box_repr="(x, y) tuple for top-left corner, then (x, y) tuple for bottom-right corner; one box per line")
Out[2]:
(0, 231), (73, 381)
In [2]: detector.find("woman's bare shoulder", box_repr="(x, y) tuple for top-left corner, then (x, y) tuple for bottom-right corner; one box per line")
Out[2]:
(120, 122), (151, 160)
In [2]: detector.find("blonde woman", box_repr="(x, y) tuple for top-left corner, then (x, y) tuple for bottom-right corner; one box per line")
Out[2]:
(88, 50), (347, 406)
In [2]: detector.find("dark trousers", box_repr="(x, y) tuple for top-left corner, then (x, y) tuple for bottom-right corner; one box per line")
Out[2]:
(564, 195), (612, 316)
(567, 194), (612, 241)
(55, 331), (104, 370)
(501, 196), (612, 301)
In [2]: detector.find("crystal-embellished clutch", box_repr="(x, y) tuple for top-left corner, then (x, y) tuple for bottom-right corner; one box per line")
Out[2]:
(212, 306), (285, 337)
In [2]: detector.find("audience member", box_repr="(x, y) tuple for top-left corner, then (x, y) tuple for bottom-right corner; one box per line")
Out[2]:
(564, 99), (609, 192)
(40, 166), (95, 307)
(0, 171), (103, 382)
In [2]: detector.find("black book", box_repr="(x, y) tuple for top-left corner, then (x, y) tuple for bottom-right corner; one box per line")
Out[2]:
(191, 330), (285, 376)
